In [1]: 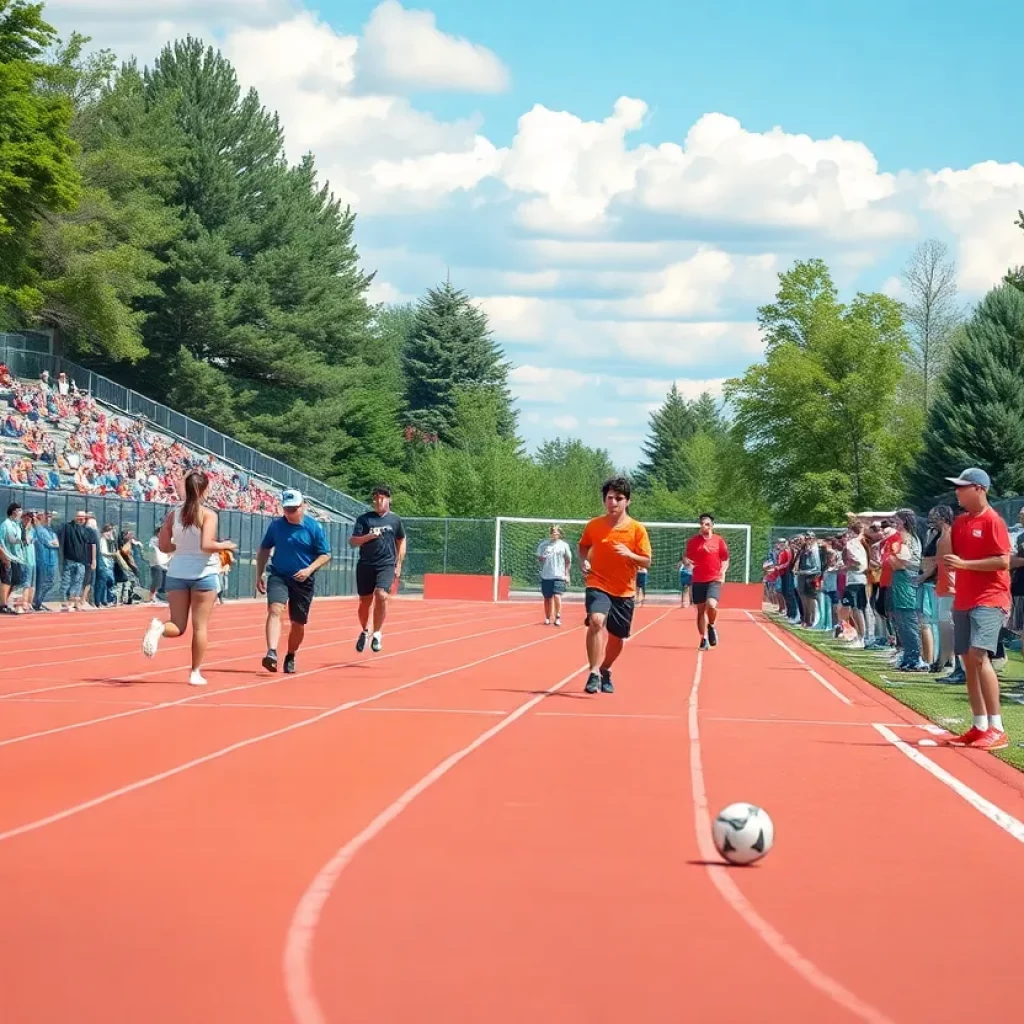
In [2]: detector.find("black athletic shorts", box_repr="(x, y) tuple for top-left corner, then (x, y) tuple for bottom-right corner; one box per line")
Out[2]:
(585, 587), (635, 639)
(691, 581), (722, 605)
(266, 572), (315, 625)
(356, 562), (395, 597)
(841, 583), (867, 610)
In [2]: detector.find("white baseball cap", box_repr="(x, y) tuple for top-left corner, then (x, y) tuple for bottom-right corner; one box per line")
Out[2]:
(282, 489), (303, 508)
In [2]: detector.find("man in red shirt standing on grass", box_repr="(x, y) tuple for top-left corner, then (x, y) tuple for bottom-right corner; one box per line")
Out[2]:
(942, 467), (1012, 751)
(685, 513), (730, 651)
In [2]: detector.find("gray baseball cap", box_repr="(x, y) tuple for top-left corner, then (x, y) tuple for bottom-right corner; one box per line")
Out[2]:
(945, 467), (991, 489)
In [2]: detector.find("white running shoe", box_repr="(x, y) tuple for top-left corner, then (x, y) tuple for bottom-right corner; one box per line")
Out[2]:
(189, 670), (207, 687)
(142, 617), (163, 657)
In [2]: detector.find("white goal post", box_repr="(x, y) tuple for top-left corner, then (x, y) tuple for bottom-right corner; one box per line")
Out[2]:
(492, 516), (753, 602)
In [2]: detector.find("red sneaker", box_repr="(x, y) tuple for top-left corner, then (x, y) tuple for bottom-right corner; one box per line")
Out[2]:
(972, 729), (1009, 751)
(946, 726), (987, 746)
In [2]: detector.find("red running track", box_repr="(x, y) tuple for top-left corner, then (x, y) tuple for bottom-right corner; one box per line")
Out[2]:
(2, 600), (1024, 1022)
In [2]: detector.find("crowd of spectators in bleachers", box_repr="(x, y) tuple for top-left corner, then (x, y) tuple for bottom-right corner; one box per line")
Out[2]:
(0, 364), (282, 514)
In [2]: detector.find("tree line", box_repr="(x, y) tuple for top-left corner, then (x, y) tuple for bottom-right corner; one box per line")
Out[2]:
(3, 2), (1023, 529)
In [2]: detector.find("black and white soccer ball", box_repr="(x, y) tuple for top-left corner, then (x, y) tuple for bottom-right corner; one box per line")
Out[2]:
(712, 802), (775, 865)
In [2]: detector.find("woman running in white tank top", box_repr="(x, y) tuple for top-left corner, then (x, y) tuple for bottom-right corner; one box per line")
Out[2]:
(141, 470), (237, 686)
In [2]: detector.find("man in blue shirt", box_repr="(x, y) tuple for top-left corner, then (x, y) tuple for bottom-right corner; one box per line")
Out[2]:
(255, 489), (331, 673)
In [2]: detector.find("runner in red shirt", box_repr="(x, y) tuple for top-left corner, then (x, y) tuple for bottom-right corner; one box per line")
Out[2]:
(684, 514), (730, 650)
(942, 467), (1012, 751)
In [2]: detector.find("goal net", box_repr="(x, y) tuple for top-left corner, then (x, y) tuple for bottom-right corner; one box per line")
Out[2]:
(494, 517), (752, 601)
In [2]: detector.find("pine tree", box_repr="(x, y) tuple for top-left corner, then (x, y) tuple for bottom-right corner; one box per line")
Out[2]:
(402, 279), (515, 442)
(0, 0), (80, 324)
(635, 383), (697, 489)
(909, 283), (1024, 501)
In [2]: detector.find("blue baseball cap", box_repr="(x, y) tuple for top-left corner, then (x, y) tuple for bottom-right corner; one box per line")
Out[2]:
(945, 467), (991, 490)
(281, 489), (304, 508)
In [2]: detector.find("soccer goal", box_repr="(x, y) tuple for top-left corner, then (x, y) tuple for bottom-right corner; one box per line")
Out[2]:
(492, 516), (752, 602)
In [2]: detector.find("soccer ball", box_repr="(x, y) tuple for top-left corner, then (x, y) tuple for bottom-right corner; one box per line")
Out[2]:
(712, 802), (774, 865)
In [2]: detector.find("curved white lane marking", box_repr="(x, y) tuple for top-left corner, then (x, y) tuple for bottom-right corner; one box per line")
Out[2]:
(283, 609), (674, 1024)
(689, 651), (895, 1023)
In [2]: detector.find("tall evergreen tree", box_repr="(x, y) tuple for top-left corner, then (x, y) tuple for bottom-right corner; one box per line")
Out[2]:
(635, 383), (697, 489)
(908, 283), (1024, 501)
(0, 0), (80, 324)
(402, 279), (515, 442)
(32, 45), (183, 361)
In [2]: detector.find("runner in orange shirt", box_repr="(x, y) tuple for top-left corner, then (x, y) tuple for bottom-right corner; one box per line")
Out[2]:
(578, 477), (652, 694)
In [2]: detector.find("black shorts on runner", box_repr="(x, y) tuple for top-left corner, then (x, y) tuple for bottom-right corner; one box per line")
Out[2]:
(266, 572), (315, 625)
(585, 587), (635, 639)
(356, 562), (395, 597)
(691, 581), (722, 605)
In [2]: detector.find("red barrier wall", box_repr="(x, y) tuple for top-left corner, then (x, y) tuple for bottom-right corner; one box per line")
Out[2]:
(423, 573), (509, 601)
(717, 583), (764, 610)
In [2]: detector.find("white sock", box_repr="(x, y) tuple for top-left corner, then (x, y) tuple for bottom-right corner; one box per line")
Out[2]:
(973, 714), (989, 731)
(989, 714), (1003, 733)
(372, 630), (382, 640)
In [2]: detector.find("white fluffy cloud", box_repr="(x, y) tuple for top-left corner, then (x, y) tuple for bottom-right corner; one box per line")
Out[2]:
(359, 0), (509, 93)
(922, 161), (1024, 291)
(220, 11), (504, 210)
(42, 1), (1024, 466)
(499, 103), (919, 241)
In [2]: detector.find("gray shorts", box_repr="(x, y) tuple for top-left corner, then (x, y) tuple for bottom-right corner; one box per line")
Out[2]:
(952, 606), (1006, 656)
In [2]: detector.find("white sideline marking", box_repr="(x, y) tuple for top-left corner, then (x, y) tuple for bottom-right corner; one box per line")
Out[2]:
(873, 725), (1024, 844)
(0, 626), (584, 845)
(281, 608), (674, 1024)
(743, 610), (852, 705)
(688, 652), (895, 1023)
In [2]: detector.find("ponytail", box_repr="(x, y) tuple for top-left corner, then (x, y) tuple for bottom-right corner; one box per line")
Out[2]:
(180, 470), (208, 529)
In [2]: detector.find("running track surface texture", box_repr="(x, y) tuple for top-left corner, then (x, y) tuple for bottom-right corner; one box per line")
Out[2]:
(3, 600), (1024, 1023)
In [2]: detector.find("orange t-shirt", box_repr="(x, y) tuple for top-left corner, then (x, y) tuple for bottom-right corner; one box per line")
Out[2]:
(579, 515), (652, 598)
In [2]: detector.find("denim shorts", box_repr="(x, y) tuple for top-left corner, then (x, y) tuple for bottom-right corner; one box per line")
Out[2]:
(164, 574), (219, 593)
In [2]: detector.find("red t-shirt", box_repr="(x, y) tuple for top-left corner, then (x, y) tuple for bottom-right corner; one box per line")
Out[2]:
(950, 506), (1011, 612)
(878, 533), (900, 587)
(685, 533), (730, 584)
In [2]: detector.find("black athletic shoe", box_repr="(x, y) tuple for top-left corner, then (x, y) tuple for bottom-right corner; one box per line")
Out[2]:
(356, 631), (368, 652)
(283, 653), (296, 674)
(262, 651), (278, 672)
(600, 669), (614, 694)
(584, 672), (600, 694)
(699, 637), (710, 651)
(371, 633), (382, 653)
(708, 624), (718, 647)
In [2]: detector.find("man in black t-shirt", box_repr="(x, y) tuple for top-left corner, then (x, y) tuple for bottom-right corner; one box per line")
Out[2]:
(349, 485), (406, 652)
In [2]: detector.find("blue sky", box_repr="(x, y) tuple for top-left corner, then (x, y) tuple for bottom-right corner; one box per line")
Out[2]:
(45, 0), (1024, 469)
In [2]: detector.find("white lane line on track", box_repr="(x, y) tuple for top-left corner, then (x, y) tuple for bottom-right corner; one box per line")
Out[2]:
(0, 624), (586, 845)
(0, 611), (539, 750)
(688, 651), (896, 1024)
(742, 610), (853, 705)
(281, 608), (675, 1024)
(873, 725), (1024, 844)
